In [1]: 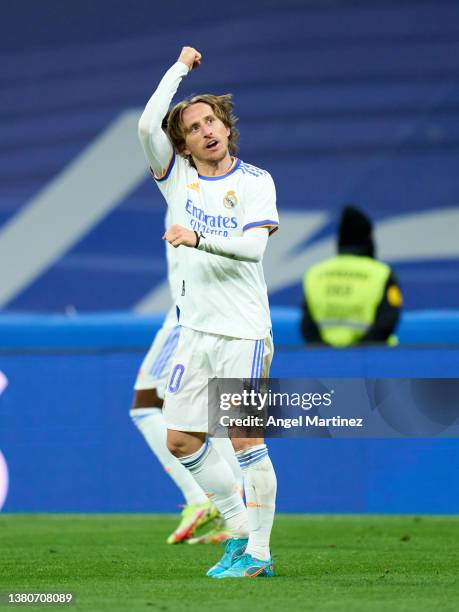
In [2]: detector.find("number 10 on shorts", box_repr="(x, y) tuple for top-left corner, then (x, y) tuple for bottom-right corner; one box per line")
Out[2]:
(168, 364), (185, 393)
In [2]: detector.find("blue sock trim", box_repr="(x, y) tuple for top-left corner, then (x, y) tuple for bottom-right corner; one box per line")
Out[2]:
(238, 450), (268, 467)
(180, 439), (210, 471)
(236, 445), (268, 469)
(237, 444), (266, 458)
(239, 452), (268, 469)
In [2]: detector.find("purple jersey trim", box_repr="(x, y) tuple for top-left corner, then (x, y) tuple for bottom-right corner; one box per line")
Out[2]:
(243, 220), (279, 234)
(153, 152), (176, 182)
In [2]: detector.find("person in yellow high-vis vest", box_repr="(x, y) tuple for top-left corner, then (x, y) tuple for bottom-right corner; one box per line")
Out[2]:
(301, 206), (403, 346)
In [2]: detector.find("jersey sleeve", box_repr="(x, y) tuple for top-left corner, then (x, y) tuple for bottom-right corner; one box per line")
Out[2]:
(138, 61), (189, 180)
(242, 172), (279, 235)
(150, 151), (176, 183)
(196, 227), (268, 262)
(152, 152), (186, 202)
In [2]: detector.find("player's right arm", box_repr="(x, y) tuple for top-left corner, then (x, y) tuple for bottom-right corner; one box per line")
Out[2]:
(137, 47), (202, 178)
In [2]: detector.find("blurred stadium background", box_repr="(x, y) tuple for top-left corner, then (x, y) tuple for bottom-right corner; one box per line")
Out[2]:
(1, 0), (458, 515)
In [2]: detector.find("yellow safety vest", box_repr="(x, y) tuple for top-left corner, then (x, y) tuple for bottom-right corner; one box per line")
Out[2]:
(303, 255), (392, 347)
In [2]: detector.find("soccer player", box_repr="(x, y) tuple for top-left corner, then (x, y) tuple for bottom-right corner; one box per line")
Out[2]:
(130, 206), (242, 544)
(138, 47), (278, 578)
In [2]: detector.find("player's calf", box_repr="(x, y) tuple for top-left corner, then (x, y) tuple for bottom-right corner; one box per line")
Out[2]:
(234, 440), (277, 564)
(175, 438), (249, 543)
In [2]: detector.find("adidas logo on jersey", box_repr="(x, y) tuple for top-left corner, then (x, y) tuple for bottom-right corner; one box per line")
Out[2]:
(187, 182), (200, 192)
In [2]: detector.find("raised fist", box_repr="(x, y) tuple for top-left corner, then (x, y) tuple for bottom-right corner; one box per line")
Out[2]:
(178, 46), (202, 71)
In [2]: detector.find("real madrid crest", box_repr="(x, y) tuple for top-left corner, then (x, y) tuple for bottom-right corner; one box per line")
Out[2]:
(223, 190), (238, 209)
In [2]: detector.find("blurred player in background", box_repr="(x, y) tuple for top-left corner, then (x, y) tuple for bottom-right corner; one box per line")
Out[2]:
(130, 125), (242, 546)
(138, 46), (279, 578)
(0, 371), (7, 396)
(0, 371), (9, 511)
(301, 205), (402, 346)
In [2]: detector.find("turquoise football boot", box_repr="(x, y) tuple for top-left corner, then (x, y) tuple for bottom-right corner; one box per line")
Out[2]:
(214, 552), (276, 578)
(206, 537), (248, 577)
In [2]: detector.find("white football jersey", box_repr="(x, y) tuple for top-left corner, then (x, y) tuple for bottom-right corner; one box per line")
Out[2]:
(154, 155), (279, 340)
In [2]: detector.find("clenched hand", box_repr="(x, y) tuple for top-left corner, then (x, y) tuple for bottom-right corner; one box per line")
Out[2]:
(163, 224), (198, 248)
(178, 46), (202, 71)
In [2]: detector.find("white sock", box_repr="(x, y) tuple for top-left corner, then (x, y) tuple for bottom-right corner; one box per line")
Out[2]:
(211, 437), (243, 494)
(130, 408), (208, 506)
(236, 444), (276, 561)
(179, 440), (249, 539)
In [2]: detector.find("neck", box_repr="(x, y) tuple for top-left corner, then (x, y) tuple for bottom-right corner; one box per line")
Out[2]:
(194, 153), (234, 177)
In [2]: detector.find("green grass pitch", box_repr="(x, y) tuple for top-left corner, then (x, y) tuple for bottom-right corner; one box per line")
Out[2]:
(1, 514), (458, 611)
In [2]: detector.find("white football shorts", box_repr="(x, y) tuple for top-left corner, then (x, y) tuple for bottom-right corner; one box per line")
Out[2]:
(163, 326), (274, 432)
(134, 306), (180, 399)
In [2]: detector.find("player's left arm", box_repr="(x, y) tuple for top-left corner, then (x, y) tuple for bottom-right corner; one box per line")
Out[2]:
(162, 225), (269, 262)
(163, 171), (278, 261)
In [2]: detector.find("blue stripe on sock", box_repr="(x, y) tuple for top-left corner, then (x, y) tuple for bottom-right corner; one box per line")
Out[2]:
(238, 448), (267, 464)
(237, 447), (268, 467)
(243, 453), (269, 468)
(180, 439), (210, 470)
(183, 440), (209, 468)
(238, 450), (269, 469)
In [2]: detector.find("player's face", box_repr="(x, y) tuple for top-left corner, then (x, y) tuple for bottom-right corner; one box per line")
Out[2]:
(181, 103), (231, 164)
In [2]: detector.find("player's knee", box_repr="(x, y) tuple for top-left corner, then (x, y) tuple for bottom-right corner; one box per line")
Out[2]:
(166, 430), (205, 457)
(230, 437), (264, 453)
(131, 388), (163, 410)
(167, 440), (183, 457)
(166, 431), (190, 457)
